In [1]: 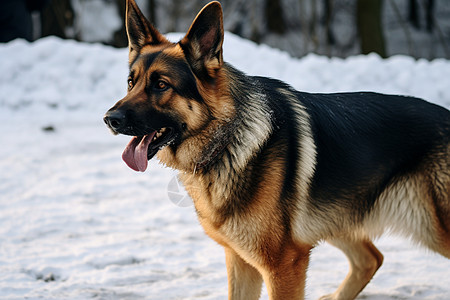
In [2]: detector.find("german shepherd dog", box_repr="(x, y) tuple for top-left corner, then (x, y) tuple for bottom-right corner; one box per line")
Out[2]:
(104, 1), (450, 299)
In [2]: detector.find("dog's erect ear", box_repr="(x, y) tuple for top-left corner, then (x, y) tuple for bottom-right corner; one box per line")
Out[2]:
(180, 1), (224, 80)
(126, 0), (168, 63)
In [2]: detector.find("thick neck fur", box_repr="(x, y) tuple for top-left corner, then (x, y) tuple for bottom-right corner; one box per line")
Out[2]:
(180, 63), (275, 209)
(201, 64), (274, 169)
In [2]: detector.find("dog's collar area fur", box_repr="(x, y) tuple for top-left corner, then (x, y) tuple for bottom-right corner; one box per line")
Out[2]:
(193, 119), (239, 172)
(194, 140), (230, 171)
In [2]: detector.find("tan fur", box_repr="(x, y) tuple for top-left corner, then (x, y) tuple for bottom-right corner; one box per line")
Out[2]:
(225, 247), (263, 300)
(157, 74), (236, 173)
(319, 239), (384, 300)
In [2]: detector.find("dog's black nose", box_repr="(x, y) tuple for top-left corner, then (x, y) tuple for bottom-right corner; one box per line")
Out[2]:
(104, 110), (126, 132)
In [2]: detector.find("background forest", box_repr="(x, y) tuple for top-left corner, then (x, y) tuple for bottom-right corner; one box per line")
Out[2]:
(30, 0), (450, 59)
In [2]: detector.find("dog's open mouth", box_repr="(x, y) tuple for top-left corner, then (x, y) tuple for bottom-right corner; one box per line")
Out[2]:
(122, 127), (174, 172)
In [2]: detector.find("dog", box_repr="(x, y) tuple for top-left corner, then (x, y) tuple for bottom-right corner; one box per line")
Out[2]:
(104, 1), (450, 299)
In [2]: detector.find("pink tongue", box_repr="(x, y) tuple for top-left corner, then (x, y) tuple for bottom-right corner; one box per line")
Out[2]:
(122, 132), (156, 172)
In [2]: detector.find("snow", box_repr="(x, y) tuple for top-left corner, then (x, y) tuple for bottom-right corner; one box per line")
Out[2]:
(1, 33), (449, 300)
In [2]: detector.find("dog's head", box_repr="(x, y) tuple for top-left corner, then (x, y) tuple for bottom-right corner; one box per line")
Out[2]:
(104, 0), (234, 172)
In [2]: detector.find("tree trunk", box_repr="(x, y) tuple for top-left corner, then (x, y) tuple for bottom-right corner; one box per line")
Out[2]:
(40, 0), (73, 39)
(265, 0), (286, 34)
(323, 0), (335, 45)
(356, 0), (386, 57)
(112, 0), (127, 47)
(408, 0), (420, 29)
(425, 0), (434, 32)
(148, 0), (156, 26)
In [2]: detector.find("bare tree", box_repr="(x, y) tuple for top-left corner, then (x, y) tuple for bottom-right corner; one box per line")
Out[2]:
(425, 0), (434, 32)
(356, 0), (387, 57)
(409, 0), (420, 29)
(113, 0), (127, 47)
(265, 0), (286, 34)
(41, 0), (74, 39)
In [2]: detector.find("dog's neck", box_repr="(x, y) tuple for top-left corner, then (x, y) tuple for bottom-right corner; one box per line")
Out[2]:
(193, 64), (275, 175)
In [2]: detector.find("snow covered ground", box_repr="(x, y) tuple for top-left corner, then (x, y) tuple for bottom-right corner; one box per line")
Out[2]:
(0, 33), (449, 300)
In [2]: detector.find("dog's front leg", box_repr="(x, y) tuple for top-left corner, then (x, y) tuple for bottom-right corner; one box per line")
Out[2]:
(225, 247), (263, 300)
(261, 245), (311, 300)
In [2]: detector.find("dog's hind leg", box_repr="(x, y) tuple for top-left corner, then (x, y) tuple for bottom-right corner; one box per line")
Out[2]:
(224, 247), (263, 300)
(319, 238), (383, 300)
(428, 153), (450, 258)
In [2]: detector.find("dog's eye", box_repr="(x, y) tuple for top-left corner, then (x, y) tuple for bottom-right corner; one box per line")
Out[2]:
(127, 78), (134, 90)
(154, 80), (169, 91)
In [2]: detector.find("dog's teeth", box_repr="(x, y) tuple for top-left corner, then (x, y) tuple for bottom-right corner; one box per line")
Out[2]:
(151, 128), (168, 143)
